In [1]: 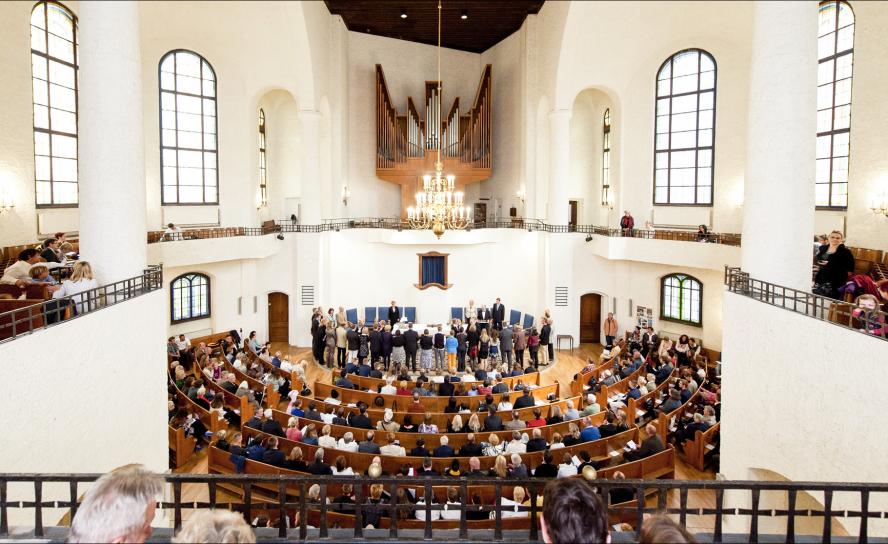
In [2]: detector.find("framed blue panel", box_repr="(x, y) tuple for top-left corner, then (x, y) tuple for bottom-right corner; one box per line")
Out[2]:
(364, 307), (377, 322)
(377, 307), (389, 322)
(405, 307), (417, 323)
(509, 309), (521, 326)
(346, 308), (358, 324)
(522, 314), (535, 330)
(451, 307), (464, 321)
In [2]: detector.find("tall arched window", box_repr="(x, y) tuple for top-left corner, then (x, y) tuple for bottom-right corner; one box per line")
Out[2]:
(159, 50), (218, 205)
(661, 273), (702, 326)
(654, 49), (716, 206)
(31, 1), (79, 207)
(816, 1), (854, 209)
(170, 273), (210, 323)
(258, 109), (267, 207)
(601, 108), (612, 206)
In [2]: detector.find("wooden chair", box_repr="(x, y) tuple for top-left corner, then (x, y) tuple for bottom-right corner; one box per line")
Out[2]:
(169, 425), (197, 468)
(682, 422), (719, 471)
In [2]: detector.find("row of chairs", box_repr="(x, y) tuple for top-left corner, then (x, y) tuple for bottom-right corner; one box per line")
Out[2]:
(341, 307), (537, 330)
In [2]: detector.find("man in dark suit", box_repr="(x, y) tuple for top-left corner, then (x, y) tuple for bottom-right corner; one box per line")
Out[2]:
(348, 405), (373, 430)
(513, 389), (535, 409)
(262, 437), (286, 467)
(402, 324), (419, 371)
(410, 438), (431, 457)
(492, 377), (509, 394)
(304, 401), (322, 422)
(526, 428), (548, 452)
(388, 301), (401, 325)
(356, 361), (371, 377)
(438, 375), (455, 397)
(624, 424), (665, 461)
(491, 298), (505, 330)
(369, 327), (382, 365)
(459, 434), (483, 457)
(307, 449), (333, 475)
(358, 430), (381, 454)
(433, 436), (455, 457)
(484, 407), (503, 431)
(332, 407), (349, 427)
(532, 450), (558, 478)
(417, 457), (438, 476)
(260, 409), (285, 437)
(464, 457), (485, 478)
(338, 370), (355, 389)
(476, 305), (491, 332)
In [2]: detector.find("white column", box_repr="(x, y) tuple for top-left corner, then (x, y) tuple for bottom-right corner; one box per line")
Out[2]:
(741, 1), (817, 290)
(298, 109), (322, 223)
(78, 1), (146, 283)
(546, 109), (571, 224)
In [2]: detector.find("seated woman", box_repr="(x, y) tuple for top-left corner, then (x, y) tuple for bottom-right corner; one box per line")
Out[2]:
(284, 447), (308, 472)
(852, 294), (886, 337)
(51, 261), (97, 315)
(332, 455), (354, 475)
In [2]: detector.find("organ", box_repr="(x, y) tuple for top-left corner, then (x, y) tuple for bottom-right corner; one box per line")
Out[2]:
(376, 64), (492, 218)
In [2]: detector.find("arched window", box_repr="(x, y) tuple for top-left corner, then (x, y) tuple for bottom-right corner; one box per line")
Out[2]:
(170, 273), (210, 323)
(816, 1), (854, 209)
(258, 109), (267, 207)
(159, 50), (218, 205)
(654, 49), (716, 206)
(601, 108), (612, 206)
(660, 273), (702, 326)
(31, 1), (79, 207)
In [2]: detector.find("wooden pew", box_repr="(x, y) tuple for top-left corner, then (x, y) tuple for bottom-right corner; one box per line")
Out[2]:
(313, 382), (560, 413)
(169, 425), (197, 468)
(349, 371), (540, 393)
(625, 370), (675, 424)
(0, 300), (46, 341)
(654, 384), (707, 444)
(168, 372), (225, 434)
(682, 421), (719, 471)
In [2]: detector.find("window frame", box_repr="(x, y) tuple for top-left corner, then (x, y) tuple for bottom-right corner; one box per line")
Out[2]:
(158, 49), (219, 206)
(170, 272), (211, 324)
(659, 273), (703, 327)
(815, 0), (854, 210)
(601, 108), (612, 207)
(414, 251), (452, 290)
(652, 48), (718, 207)
(258, 108), (267, 208)
(31, 0), (80, 209)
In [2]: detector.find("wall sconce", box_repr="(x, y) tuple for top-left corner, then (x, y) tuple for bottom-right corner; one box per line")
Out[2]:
(870, 195), (888, 217)
(341, 185), (351, 206)
(601, 184), (614, 209)
(516, 187), (526, 205)
(0, 189), (15, 215)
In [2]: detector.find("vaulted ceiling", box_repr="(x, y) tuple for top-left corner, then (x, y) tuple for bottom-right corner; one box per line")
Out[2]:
(324, 0), (545, 54)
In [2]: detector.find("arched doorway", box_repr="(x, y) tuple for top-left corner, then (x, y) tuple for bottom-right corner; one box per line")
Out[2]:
(579, 293), (601, 344)
(267, 292), (289, 343)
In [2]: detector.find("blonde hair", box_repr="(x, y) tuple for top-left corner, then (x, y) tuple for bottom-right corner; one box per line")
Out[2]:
(29, 265), (49, 279)
(370, 483), (384, 500)
(287, 417), (298, 428)
(451, 414), (463, 432)
(488, 434), (500, 447)
(493, 455), (508, 478)
(172, 509), (256, 543)
(71, 261), (94, 281)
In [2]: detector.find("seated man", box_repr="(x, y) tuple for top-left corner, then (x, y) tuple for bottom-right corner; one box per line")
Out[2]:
(624, 423), (665, 461)
(40, 237), (64, 265)
(513, 389), (535, 409)
(433, 436), (455, 458)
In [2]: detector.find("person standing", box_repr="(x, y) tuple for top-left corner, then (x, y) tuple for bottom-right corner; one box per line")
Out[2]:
(499, 324), (513, 371)
(324, 320), (336, 369)
(527, 328), (540, 369)
(620, 210), (635, 237)
(492, 298), (505, 330)
(369, 325), (382, 365)
(335, 322), (348, 368)
(381, 325), (393, 370)
(513, 324), (526, 368)
(477, 305), (492, 333)
(403, 323), (419, 371)
(464, 299), (477, 325)
(445, 331), (458, 373)
(539, 318), (552, 366)
(456, 327), (468, 372)
(419, 329), (435, 371)
(433, 326), (446, 371)
(603, 312), (618, 348)
(814, 230), (855, 299)
(388, 301), (401, 325)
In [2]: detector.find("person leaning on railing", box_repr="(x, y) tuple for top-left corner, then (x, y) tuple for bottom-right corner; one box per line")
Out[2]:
(814, 230), (855, 299)
(51, 261), (97, 316)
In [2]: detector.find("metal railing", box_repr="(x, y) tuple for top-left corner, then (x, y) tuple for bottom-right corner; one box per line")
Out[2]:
(1, 473), (886, 542)
(0, 264), (163, 344)
(724, 266), (886, 341)
(145, 218), (742, 246)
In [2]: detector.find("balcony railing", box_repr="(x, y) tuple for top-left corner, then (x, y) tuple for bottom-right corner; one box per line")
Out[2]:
(0, 264), (163, 344)
(145, 219), (742, 246)
(0, 473), (885, 542)
(725, 266), (886, 341)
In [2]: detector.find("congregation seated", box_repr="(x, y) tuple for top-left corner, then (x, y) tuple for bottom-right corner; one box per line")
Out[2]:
(624, 424), (665, 462)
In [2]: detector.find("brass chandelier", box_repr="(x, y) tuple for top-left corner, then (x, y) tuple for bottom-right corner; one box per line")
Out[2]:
(406, 0), (471, 238)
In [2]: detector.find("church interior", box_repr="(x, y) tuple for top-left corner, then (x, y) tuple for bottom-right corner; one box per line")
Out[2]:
(0, 0), (887, 542)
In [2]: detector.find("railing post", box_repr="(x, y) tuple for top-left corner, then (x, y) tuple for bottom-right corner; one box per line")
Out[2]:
(822, 488), (832, 542)
(749, 487), (760, 543)
(33, 480), (43, 538)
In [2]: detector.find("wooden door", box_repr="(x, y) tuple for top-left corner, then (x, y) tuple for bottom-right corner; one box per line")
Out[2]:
(473, 203), (487, 224)
(580, 293), (601, 344)
(569, 200), (578, 232)
(268, 292), (289, 343)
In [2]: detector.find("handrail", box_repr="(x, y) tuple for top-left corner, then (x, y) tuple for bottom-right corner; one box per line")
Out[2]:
(0, 264), (163, 344)
(1, 472), (886, 541)
(146, 219), (742, 246)
(724, 266), (886, 341)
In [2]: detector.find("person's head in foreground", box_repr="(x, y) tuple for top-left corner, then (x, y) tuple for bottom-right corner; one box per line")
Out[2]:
(541, 478), (608, 544)
(172, 509), (256, 543)
(68, 464), (163, 543)
(638, 515), (697, 543)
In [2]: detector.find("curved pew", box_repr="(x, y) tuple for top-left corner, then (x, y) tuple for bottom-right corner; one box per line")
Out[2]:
(348, 371), (540, 393)
(169, 425), (196, 468)
(682, 421), (719, 471)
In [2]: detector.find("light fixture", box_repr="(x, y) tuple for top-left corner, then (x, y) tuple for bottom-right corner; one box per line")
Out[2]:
(405, 0), (471, 239)
(516, 187), (526, 205)
(870, 194), (888, 217)
(0, 188), (15, 215)
(461, 9), (468, 19)
(341, 185), (351, 206)
(400, 9), (407, 19)
(601, 184), (613, 209)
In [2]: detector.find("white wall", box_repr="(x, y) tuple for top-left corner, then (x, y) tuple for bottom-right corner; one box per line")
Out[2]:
(721, 292), (888, 535)
(0, 290), (167, 525)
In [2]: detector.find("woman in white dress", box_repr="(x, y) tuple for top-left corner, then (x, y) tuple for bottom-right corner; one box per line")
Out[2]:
(52, 261), (98, 315)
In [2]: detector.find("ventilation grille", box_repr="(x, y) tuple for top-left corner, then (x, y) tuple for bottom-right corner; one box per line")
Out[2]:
(555, 286), (568, 307)
(301, 285), (315, 306)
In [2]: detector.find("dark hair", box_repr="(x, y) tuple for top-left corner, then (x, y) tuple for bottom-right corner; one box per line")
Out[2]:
(43, 238), (56, 248)
(18, 249), (38, 261)
(542, 479), (608, 544)
(543, 449), (553, 463)
(639, 516), (697, 543)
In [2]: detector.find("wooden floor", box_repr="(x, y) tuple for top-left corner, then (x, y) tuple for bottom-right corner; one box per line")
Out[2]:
(175, 342), (843, 537)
